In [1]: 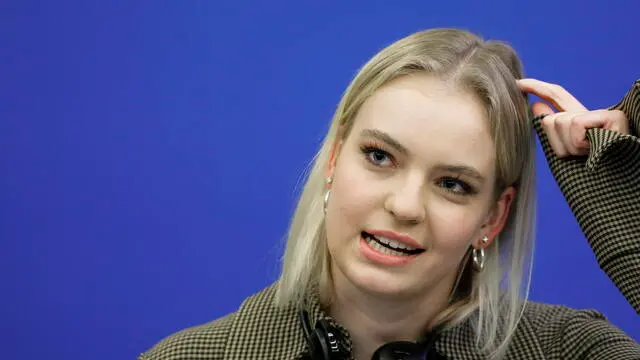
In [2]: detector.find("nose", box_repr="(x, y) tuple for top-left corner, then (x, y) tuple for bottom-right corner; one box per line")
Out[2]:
(384, 174), (426, 223)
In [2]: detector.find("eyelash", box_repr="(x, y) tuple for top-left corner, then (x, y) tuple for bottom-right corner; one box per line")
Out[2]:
(439, 175), (476, 196)
(360, 143), (396, 167)
(358, 143), (477, 196)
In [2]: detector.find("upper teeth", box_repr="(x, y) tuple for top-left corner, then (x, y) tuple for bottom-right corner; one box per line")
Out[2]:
(374, 235), (417, 251)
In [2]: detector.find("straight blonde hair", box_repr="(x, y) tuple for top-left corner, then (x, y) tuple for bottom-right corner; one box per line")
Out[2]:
(275, 28), (537, 359)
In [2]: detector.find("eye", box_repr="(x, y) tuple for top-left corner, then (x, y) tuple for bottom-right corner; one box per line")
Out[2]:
(439, 177), (475, 196)
(360, 146), (394, 167)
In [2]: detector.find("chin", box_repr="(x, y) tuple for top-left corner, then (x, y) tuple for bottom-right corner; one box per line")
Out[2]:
(337, 259), (428, 299)
(358, 273), (416, 298)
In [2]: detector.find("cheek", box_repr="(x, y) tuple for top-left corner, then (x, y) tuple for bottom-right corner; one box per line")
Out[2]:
(325, 159), (377, 242)
(425, 199), (484, 251)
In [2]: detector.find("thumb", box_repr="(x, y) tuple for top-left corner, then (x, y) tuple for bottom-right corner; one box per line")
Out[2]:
(531, 101), (555, 116)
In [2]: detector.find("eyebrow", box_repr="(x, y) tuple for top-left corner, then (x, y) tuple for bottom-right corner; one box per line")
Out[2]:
(434, 164), (486, 183)
(359, 128), (486, 183)
(360, 129), (409, 155)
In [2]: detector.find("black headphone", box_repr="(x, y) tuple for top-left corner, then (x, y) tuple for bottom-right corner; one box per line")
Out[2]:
(299, 310), (446, 360)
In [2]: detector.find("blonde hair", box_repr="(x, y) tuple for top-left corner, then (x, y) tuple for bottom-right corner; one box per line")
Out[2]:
(275, 28), (536, 359)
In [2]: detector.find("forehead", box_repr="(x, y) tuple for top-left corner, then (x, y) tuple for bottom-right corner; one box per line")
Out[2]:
(350, 74), (495, 169)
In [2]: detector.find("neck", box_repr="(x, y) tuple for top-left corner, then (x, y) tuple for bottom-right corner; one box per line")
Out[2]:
(327, 273), (454, 360)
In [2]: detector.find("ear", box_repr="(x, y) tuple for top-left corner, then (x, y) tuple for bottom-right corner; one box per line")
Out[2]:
(324, 126), (344, 185)
(476, 186), (517, 248)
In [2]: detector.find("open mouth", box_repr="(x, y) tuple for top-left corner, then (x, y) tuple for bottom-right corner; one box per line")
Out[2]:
(361, 231), (425, 256)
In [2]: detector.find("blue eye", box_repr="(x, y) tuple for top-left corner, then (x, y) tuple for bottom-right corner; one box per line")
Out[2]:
(440, 177), (474, 196)
(361, 146), (394, 167)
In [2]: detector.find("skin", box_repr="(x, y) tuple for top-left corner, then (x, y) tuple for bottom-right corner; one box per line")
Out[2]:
(322, 75), (629, 359)
(324, 74), (515, 359)
(517, 78), (629, 157)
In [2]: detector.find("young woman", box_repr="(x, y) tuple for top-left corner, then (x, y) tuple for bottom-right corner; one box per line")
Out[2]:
(140, 28), (640, 359)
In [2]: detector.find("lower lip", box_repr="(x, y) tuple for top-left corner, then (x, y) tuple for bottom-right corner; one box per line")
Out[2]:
(359, 235), (420, 267)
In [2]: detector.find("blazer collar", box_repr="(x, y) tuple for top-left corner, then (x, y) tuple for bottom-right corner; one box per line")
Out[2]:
(225, 283), (543, 360)
(295, 285), (476, 360)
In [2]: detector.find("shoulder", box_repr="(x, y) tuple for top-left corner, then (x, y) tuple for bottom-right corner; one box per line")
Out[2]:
(521, 300), (606, 329)
(138, 312), (236, 360)
(139, 284), (298, 360)
(514, 301), (640, 359)
(518, 301), (608, 346)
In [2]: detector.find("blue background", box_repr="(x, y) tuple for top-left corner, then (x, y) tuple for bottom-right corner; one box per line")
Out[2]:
(1, 1), (638, 359)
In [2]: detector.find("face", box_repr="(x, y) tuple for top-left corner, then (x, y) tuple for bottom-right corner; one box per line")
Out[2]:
(325, 74), (514, 300)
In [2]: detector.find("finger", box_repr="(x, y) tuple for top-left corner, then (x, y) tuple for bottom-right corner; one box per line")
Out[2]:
(531, 101), (556, 116)
(566, 113), (594, 155)
(572, 111), (608, 130)
(553, 113), (574, 154)
(517, 78), (587, 113)
(541, 113), (569, 157)
(569, 111), (610, 154)
(601, 109), (630, 134)
(552, 112), (584, 156)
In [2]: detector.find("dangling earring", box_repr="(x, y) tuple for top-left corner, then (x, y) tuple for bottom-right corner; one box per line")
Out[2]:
(472, 236), (489, 272)
(323, 189), (331, 215)
(323, 177), (333, 215)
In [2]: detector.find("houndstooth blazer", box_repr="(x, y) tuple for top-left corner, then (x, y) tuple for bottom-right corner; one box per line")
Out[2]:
(139, 80), (640, 359)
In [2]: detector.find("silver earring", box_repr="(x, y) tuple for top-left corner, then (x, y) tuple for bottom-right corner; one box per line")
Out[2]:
(481, 235), (489, 244)
(323, 177), (333, 215)
(472, 247), (486, 272)
(323, 189), (331, 215)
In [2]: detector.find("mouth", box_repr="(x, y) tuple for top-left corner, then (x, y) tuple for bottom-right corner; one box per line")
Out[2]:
(361, 231), (425, 256)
